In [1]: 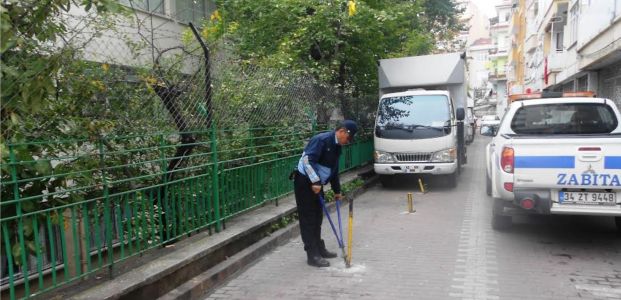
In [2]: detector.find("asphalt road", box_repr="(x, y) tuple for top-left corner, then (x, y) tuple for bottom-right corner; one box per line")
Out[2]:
(205, 135), (621, 300)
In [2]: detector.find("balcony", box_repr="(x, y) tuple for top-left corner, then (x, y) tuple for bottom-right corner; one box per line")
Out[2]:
(547, 51), (566, 72)
(489, 68), (507, 82)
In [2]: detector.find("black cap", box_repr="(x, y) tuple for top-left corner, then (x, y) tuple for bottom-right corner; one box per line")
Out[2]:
(340, 120), (358, 142)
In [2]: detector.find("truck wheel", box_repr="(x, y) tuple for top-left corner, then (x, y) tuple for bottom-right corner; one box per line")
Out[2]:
(486, 173), (492, 196)
(492, 198), (512, 230)
(379, 175), (392, 188)
(615, 217), (621, 232)
(446, 172), (458, 188)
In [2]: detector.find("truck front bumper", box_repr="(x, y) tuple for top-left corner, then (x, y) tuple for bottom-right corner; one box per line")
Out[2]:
(374, 162), (458, 176)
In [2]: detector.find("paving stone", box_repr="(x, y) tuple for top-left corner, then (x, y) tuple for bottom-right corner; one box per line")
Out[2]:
(204, 137), (621, 299)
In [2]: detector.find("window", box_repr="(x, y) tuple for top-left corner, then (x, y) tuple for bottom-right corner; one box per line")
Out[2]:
(375, 95), (451, 139)
(510, 103), (618, 134)
(119, 0), (165, 14)
(498, 37), (507, 51)
(176, 0), (208, 24)
(562, 81), (574, 92)
(554, 31), (563, 52)
(569, 2), (580, 46)
(577, 75), (588, 91)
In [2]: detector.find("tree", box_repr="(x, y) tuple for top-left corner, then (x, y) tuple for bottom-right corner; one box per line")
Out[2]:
(422, 0), (467, 49)
(209, 0), (464, 118)
(1, 0), (124, 141)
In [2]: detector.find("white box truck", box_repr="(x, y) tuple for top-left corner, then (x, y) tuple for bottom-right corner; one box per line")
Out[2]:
(374, 52), (467, 188)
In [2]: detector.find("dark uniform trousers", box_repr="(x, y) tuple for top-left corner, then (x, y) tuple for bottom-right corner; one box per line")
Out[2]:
(293, 171), (324, 255)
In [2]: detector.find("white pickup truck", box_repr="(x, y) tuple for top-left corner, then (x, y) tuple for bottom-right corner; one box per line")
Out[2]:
(483, 91), (621, 231)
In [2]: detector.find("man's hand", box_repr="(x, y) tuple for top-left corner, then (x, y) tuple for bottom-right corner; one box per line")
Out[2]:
(334, 193), (343, 201)
(311, 184), (322, 194)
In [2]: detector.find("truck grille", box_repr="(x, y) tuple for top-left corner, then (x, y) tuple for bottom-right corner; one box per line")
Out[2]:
(394, 152), (432, 162)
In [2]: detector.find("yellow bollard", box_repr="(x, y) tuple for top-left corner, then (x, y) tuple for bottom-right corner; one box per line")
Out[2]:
(407, 192), (415, 213)
(346, 199), (354, 268)
(418, 178), (426, 193)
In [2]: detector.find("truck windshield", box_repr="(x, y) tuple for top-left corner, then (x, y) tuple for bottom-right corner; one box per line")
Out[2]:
(375, 95), (451, 139)
(510, 103), (618, 134)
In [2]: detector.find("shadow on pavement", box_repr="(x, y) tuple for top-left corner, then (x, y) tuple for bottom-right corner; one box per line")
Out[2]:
(378, 173), (460, 192)
(498, 214), (619, 244)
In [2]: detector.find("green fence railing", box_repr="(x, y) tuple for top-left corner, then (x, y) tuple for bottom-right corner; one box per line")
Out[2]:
(0, 125), (374, 299)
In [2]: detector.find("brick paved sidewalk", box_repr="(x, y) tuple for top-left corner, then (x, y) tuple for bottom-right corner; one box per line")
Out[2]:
(205, 180), (470, 299)
(204, 138), (621, 300)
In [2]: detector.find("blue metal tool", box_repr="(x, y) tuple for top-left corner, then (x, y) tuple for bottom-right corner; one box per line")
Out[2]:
(318, 194), (348, 264)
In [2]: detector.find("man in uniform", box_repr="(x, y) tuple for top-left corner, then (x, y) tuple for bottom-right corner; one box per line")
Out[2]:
(292, 120), (358, 267)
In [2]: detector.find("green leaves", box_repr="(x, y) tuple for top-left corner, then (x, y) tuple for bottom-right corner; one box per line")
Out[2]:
(213, 0), (463, 103)
(1, 0), (122, 141)
(34, 160), (52, 176)
(11, 244), (21, 262)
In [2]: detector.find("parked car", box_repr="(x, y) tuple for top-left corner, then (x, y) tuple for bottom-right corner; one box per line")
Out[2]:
(465, 107), (475, 144)
(483, 91), (621, 231)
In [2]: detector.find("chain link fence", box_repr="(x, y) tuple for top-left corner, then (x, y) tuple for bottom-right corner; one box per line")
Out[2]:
(1, 4), (376, 299)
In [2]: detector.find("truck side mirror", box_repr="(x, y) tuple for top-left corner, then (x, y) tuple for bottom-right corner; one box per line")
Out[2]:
(456, 108), (465, 121)
(480, 125), (497, 136)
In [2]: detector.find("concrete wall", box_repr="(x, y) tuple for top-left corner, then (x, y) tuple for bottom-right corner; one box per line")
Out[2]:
(578, 0), (621, 51)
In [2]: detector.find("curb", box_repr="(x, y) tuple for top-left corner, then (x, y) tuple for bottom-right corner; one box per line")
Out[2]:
(65, 167), (376, 300)
(157, 174), (378, 300)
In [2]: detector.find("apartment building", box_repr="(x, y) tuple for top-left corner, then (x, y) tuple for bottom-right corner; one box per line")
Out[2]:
(507, 0), (526, 94)
(522, 0), (542, 92)
(468, 38), (495, 89)
(510, 0), (621, 108)
(457, 0), (492, 49)
(558, 0), (621, 108)
(488, 1), (513, 115)
(468, 38), (496, 115)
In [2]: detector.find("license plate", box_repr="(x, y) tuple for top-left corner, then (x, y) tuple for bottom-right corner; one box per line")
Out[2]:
(404, 166), (418, 173)
(558, 191), (616, 205)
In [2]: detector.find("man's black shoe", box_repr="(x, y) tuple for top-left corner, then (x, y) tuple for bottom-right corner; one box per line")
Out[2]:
(307, 255), (330, 267)
(318, 240), (337, 258)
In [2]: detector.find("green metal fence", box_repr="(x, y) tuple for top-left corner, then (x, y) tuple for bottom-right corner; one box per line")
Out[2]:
(0, 125), (373, 299)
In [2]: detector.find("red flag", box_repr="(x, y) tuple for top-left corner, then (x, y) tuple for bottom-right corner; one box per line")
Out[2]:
(544, 57), (548, 85)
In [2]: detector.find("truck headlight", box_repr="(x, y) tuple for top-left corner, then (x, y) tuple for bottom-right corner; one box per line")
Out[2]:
(374, 151), (395, 163)
(431, 148), (457, 163)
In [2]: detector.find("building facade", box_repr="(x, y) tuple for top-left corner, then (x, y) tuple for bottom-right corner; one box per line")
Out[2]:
(509, 0), (621, 109)
(468, 38), (496, 115)
(488, 1), (513, 115)
(457, 0), (493, 48)
(507, 0), (526, 94)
